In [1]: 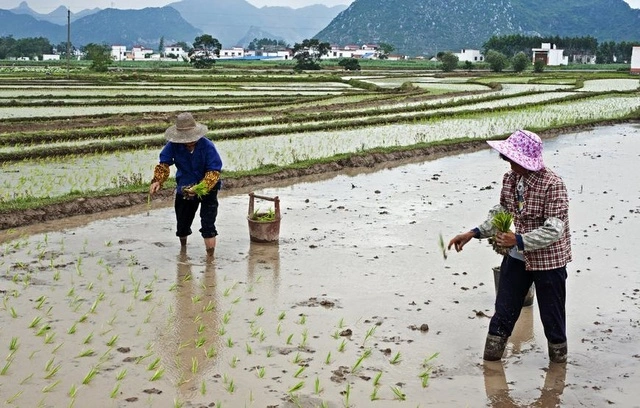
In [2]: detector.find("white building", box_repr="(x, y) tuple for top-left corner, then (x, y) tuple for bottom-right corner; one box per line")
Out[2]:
(42, 54), (61, 61)
(131, 46), (154, 60)
(111, 45), (127, 61)
(218, 47), (245, 59)
(454, 49), (484, 63)
(532, 43), (568, 66)
(164, 44), (187, 59)
(631, 46), (640, 74)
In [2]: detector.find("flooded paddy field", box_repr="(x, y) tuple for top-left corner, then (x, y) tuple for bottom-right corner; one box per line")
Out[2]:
(1, 124), (639, 407)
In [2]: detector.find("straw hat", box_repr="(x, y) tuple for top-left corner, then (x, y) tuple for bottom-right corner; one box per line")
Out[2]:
(487, 129), (545, 171)
(164, 112), (208, 143)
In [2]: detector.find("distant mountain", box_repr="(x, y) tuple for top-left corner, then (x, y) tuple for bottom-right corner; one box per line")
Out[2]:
(0, 7), (201, 49)
(168, 0), (346, 47)
(315, 0), (640, 56)
(1, 0), (346, 49)
(9, 1), (99, 24)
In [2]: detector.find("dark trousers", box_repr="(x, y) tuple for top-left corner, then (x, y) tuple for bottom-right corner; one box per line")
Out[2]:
(489, 255), (567, 344)
(174, 190), (219, 239)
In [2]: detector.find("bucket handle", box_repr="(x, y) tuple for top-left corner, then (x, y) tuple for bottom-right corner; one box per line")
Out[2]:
(248, 192), (280, 218)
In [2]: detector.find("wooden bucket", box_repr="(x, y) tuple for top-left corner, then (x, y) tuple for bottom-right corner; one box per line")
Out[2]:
(247, 192), (281, 243)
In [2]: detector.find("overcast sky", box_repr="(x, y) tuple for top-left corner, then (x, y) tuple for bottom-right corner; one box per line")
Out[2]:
(2, 0), (639, 13)
(2, 0), (352, 13)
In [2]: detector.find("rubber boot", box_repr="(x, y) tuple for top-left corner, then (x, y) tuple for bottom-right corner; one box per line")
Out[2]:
(548, 342), (567, 363)
(483, 334), (508, 361)
(179, 237), (187, 247)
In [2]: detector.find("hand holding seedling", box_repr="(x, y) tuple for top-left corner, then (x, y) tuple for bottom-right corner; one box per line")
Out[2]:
(494, 231), (516, 247)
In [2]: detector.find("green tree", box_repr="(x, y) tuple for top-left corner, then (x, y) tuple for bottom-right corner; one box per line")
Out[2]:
(248, 38), (289, 52)
(189, 34), (222, 69)
(292, 39), (330, 71)
(533, 59), (545, 73)
(338, 57), (360, 71)
(511, 51), (530, 73)
(82, 43), (112, 72)
(440, 52), (458, 72)
(378, 42), (395, 59)
(485, 50), (509, 72)
(158, 36), (165, 57)
(0, 36), (18, 59)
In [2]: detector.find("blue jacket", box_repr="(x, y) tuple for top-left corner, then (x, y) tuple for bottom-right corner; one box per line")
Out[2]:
(158, 138), (223, 194)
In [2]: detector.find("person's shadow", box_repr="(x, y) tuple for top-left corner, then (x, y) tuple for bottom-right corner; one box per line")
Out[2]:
(483, 360), (567, 407)
(159, 249), (221, 399)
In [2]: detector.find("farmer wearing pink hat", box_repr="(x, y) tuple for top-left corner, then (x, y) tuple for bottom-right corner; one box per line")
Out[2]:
(448, 129), (572, 364)
(149, 112), (223, 259)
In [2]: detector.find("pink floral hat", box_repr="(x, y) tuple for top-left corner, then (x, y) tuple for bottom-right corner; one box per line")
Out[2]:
(487, 129), (545, 171)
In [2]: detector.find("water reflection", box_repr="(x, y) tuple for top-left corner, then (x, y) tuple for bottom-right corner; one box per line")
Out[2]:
(247, 242), (281, 295)
(509, 306), (534, 355)
(483, 361), (567, 407)
(161, 250), (221, 399)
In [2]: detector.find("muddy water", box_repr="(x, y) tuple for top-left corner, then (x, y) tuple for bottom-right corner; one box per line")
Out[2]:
(1, 124), (639, 407)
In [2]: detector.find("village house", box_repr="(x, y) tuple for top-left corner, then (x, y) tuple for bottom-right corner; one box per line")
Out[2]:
(532, 43), (568, 66)
(164, 44), (187, 59)
(131, 46), (155, 60)
(322, 44), (381, 60)
(218, 47), (245, 59)
(631, 46), (640, 74)
(111, 45), (127, 61)
(454, 49), (484, 63)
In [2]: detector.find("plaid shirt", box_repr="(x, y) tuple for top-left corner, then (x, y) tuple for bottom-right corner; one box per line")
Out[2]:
(478, 168), (572, 270)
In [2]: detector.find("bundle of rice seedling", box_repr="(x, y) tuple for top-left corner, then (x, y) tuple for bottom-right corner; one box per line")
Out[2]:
(488, 211), (513, 256)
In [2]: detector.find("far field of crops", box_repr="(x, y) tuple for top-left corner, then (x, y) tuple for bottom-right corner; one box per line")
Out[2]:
(0, 65), (638, 206)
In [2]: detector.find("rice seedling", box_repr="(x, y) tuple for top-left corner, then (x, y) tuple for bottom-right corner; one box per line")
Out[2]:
(150, 368), (165, 381)
(390, 351), (402, 365)
(344, 383), (351, 407)
(110, 382), (121, 398)
(276, 322), (283, 336)
(29, 315), (42, 328)
(1, 359), (13, 375)
(489, 211), (513, 255)
(325, 351), (332, 365)
(338, 339), (347, 352)
(372, 371), (383, 387)
(286, 333), (294, 345)
(292, 352), (304, 366)
(245, 343), (252, 355)
(278, 311), (286, 320)
(115, 368), (127, 381)
(390, 385), (406, 401)
(222, 310), (231, 324)
(363, 326), (376, 345)
(82, 366), (99, 385)
(35, 295), (47, 310)
(191, 357), (199, 374)
(9, 307), (17, 318)
(77, 348), (95, 357)
(83, 332), (94, 344)
(202, 300), (215, 312)
(370, 387), (379, 401)
(293, 366), (306, 378)
(255, 306), (264, 316)
(106, 334), (119, 347)
(44, 332), (55, 344)
(5, 390), (22, 403)
(256, 366), (266, 378)
(266, 347), (273, 358)
(67, 322), (77, 334)
(227, 338), (234, 348)
(288, 380), (304, 395)
(195, 336), (206, 348)
(438, 232), (448, 260)
(298, 314), (306, 325)
(147, 357), (161, 371)
(20, 373), (33, 385)
(351, 349), (372, 373)
(226, 378), (235, 394)
(9, 337), (18, 351)
(200, 379), (207, 396)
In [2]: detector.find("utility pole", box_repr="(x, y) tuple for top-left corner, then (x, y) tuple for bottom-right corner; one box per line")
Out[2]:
(66, 8), (70, 79)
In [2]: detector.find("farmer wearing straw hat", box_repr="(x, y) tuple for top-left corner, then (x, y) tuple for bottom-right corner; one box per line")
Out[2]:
(149, 112), (223, 259)
(448, 129), (572, 364)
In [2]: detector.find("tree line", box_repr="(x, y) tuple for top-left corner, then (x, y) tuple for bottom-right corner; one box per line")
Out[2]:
(482, 34), (639, 64)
